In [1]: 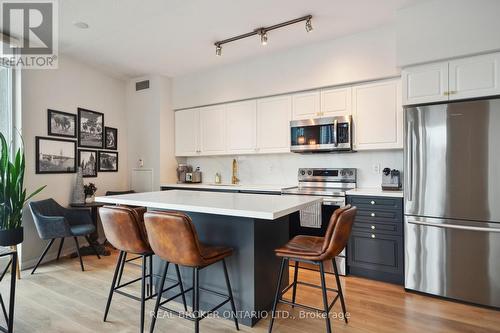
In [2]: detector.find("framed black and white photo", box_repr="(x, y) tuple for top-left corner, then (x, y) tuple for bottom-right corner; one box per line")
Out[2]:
(78, 108), (104, 148)
(104, 127), (118, 150)
(78, 149), (98, 177)
(47, 109), (77, 138)
(98, 151), (118, 172)
(36, 137), (77, 174)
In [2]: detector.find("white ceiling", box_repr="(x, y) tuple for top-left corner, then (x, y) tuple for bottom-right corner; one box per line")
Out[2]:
(58, 0), (421, 79)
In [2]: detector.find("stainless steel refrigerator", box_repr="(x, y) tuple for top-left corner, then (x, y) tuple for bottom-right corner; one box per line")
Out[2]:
(405, 97), (500, 308)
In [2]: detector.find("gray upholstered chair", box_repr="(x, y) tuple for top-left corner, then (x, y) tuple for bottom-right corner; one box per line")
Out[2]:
(29, 198), (100, 274)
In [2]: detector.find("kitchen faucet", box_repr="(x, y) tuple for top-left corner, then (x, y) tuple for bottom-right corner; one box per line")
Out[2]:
(232, 158), (239, 185)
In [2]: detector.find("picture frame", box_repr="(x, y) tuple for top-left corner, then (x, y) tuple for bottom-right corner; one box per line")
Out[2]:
(78, 149), (98, 178)
(78, 108), (104, 149)
(98, 151), (118, 172)
(104, 127), (118, 150)
(47, 109), (77, 138)
(35, 136), (77, 174)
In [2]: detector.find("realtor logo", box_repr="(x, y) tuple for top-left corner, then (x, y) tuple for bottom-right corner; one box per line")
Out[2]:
(1, 0), (58, 68)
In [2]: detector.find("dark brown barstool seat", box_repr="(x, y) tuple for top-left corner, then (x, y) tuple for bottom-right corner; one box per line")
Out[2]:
(269, 205), (357, 333)
(144, 211), (239, 333)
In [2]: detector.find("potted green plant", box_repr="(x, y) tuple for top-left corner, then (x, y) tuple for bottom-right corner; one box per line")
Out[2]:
(83, 182), (97, 203)
(0, 132), (46, 246)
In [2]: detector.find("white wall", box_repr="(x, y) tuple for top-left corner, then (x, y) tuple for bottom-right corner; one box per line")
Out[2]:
(187, 151), (403, 188)
(126, 75), (177, 190)
(173, 25), (399, 109)
(21, 55), (128, 269)
(396, 0), (500, 67)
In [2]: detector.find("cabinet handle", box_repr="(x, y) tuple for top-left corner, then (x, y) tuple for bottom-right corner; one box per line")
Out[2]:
(371, 213), (375, 217)
(371, 225), (375, 230)
(450, 90), (457, 94)
(371, 234), (376, 239)
(443, 91), (450, 96)
(370, 200), (375, 205)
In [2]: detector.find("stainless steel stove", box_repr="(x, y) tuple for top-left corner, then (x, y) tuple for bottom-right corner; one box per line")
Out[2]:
(282, 168), (357, 275)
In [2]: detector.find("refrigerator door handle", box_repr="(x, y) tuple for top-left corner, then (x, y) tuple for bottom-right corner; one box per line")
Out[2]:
(406, 121), (414, 201)
(406, 217), (500, 233)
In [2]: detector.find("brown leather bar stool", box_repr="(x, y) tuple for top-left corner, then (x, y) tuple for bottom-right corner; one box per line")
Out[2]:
(144, 211), (239, 333)
(99, 206), (187, 333)
(268, 205), (357, 333)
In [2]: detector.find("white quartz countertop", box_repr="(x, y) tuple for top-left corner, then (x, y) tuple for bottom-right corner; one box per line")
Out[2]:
(346, 188), (404, 198)
(161, 183), (296, 193)
(95, 190), (321, 220)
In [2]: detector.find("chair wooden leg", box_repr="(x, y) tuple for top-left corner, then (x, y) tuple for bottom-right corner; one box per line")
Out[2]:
(56, 238), (65, 260)
(222, 259), (239, 331)
(332, 259), (348, 324)
(319, 262), (332, 333)
(291, 260), (299, 308)
(73, 237), (85, 271)
(85, 236), (101, 259)
(174, 264), (188, 312)
(10, 246), (20, 280)
(31, 239), (55, 275)
(104, 251), (124, 322)
(268, 257), (286, 333)
(150, 262), (169, 333)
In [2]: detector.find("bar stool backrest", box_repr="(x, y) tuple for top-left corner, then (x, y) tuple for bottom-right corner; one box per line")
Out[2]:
(99, 206), (151, 254)
(321, 205), (357, 260)
(143, 211), (204, 267)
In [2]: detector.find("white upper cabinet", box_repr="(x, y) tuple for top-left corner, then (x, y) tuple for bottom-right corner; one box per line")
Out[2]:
(199, 105), (226, 155)
(353, 79), (403, 150)
(449, 53), (500, 100)
(226, 100), (257, 154)
(292, 91), (320, 120)
(257, 95), (291, 153)
(320, 87), (352, 116)
(175, 108), (200, 156)
(402, 62), (449, 105)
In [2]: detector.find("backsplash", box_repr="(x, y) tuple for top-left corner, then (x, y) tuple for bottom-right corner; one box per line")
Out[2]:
(185, 150), (403, 188)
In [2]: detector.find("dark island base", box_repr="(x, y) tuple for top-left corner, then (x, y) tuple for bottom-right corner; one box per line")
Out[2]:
(152, 211), (290, 327)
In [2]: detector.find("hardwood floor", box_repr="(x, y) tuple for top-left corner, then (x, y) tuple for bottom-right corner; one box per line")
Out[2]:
(2, 250), (499, 333)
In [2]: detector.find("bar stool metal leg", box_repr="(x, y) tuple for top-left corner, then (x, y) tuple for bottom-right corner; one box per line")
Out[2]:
(268, 257), (286, 333)
(140, 254), (147, 333)
(332, 259), (348, 324)
(148, 255), (154, 298)
(174, 264), (188, 312)
(319, 262), (332, 333)
(104, 251), (124, 321)
(222, 259), (239, 331)
(150, 262), (169, 333)
(291, 260), (299, 308)
(193, 267), (200, 333)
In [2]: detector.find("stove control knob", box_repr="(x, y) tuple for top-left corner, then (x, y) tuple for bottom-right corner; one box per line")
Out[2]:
(300, 170), (306, 176)
(307, 170), (313, 176)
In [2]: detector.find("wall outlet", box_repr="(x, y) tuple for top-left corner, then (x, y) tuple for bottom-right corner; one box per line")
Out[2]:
(372, 163), (381, 174)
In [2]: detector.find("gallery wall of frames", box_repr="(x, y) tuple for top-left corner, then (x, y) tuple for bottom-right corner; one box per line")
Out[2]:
(35, 107), (119, 177)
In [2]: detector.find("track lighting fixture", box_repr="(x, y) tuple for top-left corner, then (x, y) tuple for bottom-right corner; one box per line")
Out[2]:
(214, 15), (312, 56)
(305, 18), (313, 32)
(260, 30), (268, 46)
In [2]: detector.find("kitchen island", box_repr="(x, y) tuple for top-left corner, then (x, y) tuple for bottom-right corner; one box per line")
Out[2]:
(96, 190), (321, 326)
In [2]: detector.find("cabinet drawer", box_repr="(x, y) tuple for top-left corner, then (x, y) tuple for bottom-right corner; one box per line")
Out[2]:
(348, 196), (402, 211)
(352, 221), (402, 236)
(347, 231), (403, 276)
(355, 209), (402, 224)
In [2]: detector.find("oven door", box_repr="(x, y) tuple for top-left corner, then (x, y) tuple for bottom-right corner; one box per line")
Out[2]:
(288, 196), (347, 275)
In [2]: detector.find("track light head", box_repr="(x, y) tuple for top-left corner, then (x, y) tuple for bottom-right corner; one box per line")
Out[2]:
(305, 18), (313, 32)
(260, 29), (268, 46)
(215, 44), (222, 56)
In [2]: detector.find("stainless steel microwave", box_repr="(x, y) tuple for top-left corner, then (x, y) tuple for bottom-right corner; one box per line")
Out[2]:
(290, 116), (352, 153)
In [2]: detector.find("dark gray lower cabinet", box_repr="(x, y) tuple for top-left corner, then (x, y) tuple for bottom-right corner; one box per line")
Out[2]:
(347, 195), (404, 285)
